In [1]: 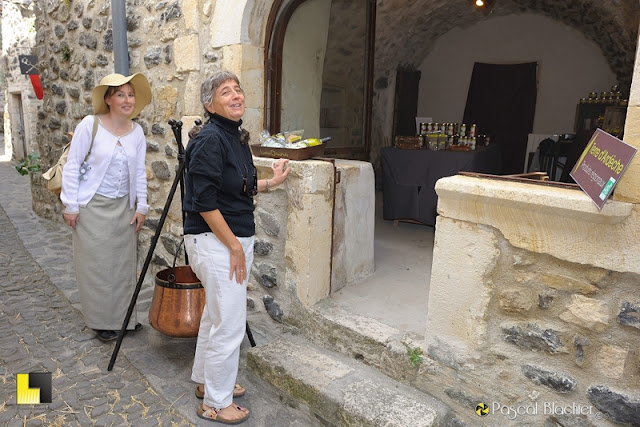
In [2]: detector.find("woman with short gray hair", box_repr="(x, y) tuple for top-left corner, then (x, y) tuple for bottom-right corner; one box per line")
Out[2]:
(183, 70), (290, 424)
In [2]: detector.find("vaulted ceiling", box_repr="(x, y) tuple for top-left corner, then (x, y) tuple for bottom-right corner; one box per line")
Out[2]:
(375, 0), (639, 93)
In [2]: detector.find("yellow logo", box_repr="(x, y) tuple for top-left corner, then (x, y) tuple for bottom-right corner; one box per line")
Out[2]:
(16, 372), (52, 404)
(476, 402), (489, 417)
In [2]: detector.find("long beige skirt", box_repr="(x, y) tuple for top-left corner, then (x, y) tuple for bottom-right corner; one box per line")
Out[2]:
(73, 193), (138, 330)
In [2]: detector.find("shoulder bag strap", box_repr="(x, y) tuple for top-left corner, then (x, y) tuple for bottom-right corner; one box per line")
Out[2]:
(83, 115), (98, 163)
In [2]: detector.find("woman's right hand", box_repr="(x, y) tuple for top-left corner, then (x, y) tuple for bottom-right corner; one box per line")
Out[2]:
(271, 158), (291, 185)
(64, 213), (79, 230)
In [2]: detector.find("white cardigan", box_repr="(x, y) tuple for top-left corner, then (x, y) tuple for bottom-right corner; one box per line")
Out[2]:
(61, 115), (149, 215)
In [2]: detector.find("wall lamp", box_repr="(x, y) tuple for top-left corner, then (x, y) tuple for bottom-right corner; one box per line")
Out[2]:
(472, 0), (496, 12)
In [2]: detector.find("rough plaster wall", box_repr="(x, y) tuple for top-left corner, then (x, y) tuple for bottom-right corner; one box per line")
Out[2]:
(321, 0), (367, 148)
(417, 13), (618, 135)
(280, 0), (367, 148)
(281, 0), (330, 137)
(371, 0), (639, 187)
(375, 0), (637, 92)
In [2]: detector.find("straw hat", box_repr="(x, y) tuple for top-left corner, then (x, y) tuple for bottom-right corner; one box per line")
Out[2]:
(91, 73), (152, 119)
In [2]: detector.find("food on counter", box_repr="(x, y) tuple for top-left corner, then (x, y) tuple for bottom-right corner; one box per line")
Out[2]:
(259, 130), (331, 149)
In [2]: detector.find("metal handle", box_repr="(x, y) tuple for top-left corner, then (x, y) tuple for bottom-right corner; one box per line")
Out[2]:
(167, 239), (185, 286)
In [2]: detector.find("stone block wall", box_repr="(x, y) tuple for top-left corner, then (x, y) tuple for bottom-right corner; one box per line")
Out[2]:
(21, 0), (368, 332)
(2, 1), (40, 162)
(246, 158), (375, 325)
(29, 0), (231, 281)
(331, 160), (375, 293)
(420, 175), (640, 426)
(249, 157), (334, 324)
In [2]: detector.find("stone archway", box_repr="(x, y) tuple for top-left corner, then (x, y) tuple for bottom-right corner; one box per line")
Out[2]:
(207, 0), (278, 138)
(374, 0), (638, 92)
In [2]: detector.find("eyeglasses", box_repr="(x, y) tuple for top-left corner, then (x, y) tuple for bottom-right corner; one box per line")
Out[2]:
(243, 164), (258, 197)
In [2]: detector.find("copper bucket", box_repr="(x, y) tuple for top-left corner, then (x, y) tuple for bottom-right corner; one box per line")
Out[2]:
(149, 251), (205, 337)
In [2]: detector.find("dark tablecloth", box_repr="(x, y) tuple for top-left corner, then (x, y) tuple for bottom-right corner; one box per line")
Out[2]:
(382, 144), (502, 226)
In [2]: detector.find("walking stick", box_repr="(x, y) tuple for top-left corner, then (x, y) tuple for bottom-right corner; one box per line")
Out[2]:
(108, 119), (187, 371)
(108, 119), (256, 371)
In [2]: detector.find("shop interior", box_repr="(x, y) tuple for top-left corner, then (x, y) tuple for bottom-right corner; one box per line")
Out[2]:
(267, 0), (637, 333)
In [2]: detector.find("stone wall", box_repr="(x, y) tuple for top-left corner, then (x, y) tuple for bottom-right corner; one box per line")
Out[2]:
(249, 158), (374, 323)
(249, 157), (334, 320)
(26, 0), (368, 337)
(421, 175), (640, 425)
(30, 0), (225, 280)
(28, 0), (343, 327)
(27, 0), (640, 262)
(2, 0), (40, 162)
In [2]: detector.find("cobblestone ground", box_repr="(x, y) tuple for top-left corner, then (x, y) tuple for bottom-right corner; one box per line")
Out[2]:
(0, 203), (193, 426)
(0, 160), (323, 427)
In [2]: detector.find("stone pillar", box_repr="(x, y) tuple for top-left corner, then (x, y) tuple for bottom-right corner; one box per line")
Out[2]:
(614, 31), (640, 203)
(425, 175), (640, 424)
(254, 157), (334, 307)
(331, 160), (375, 292)
(425, 174), (639, 355)
(425, 216), (498, 354)
(222, 44), (265, 138)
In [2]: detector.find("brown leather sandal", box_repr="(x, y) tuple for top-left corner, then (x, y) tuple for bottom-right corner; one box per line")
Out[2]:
(197, 403), (249, 424)
(195, 383), (246, 399)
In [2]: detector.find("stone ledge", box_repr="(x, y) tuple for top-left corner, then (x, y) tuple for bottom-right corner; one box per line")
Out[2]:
(435, 175), (639, 274)
(436, 175), (632, 225)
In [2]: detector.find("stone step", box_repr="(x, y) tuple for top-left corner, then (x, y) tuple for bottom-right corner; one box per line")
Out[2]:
(248, 335), (459, 427)
(301, 299), (426, 388)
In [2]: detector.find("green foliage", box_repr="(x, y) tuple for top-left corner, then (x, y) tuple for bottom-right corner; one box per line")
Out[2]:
(15, 153), (41, 176)
(61, 45), (71, 62)
(407, 346), (423, 367)
(62, 0), (71, 7)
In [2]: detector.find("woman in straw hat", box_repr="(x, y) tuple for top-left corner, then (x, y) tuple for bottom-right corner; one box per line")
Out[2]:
(61, 72), (152, 342)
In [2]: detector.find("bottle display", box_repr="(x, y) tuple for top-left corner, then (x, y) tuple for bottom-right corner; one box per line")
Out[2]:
(413, 120), (492, 151)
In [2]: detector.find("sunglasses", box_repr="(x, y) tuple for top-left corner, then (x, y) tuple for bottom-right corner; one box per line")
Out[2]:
(243, 164), (258, 197)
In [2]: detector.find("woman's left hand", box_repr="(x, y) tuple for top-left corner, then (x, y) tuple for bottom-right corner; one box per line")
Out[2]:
(131, 212), (146, 233)
(271, 159), (291, 185)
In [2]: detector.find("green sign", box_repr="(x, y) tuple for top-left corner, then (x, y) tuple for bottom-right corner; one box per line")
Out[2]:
(570, 129), (637, 210)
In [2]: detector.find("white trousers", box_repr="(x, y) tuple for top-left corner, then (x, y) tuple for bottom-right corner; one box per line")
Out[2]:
(184, 232), (254, 409)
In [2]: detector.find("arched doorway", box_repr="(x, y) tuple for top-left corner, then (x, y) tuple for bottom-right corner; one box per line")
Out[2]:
(264, 0), (376, 159)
